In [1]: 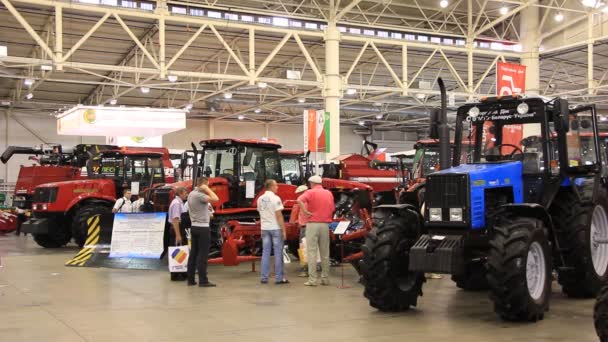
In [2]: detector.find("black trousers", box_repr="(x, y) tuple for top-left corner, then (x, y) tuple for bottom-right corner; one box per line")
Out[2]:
(187, 226), (210, 284)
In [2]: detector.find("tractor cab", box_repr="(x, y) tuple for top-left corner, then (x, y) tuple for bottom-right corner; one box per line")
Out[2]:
(279, 150), (306, 186)
(89, 150), (166, 190)
(198, 139), (287, 209)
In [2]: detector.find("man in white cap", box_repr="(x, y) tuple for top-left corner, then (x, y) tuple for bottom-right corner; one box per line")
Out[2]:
(297, 175), (335, 286)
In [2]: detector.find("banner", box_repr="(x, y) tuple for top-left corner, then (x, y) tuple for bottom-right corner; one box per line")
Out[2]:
(497, 62), (526, 96)
(303, 110), (330, 152)
(496, 62), (526, 151)
(109, 212), (166, 258)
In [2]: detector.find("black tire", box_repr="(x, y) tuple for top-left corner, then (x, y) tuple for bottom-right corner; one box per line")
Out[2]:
(451, 260), (489, 291)
(71, 204), (112, 248)
(361, 208), (425, 311)
(595, 286), (608, 342)
(33, 229), (71, 248)
(487, 216), (552, 322)
(550, 191), (608, 298)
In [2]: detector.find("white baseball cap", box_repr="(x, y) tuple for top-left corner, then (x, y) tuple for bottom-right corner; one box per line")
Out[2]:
(295, 185), (308, 194)
(308, 175), (322, 184)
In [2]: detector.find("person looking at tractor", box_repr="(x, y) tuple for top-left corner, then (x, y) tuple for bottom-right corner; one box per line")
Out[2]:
(290, 185), (310, 277)
(112, 189), (132, 213)
(132, 190), (146, 213)
(258, 179), (290, 285)
(168, 186), (189, 281)
(187, 177), (219, 287)
(297, 175), (335, 286)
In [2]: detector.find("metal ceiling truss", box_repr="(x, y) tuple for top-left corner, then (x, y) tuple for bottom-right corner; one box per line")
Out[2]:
(1, 0), (606, 132)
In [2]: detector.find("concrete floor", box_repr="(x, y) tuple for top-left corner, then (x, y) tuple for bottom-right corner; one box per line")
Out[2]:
(0, 233), (600, 342)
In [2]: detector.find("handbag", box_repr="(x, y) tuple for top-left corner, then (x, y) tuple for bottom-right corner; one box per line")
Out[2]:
(168, 245), (189, 273)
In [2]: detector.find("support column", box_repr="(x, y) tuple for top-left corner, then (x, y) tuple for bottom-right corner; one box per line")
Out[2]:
(208, 119), (215, 139)
(520, 5), (540, 95)
(587, 14), (594, 95)
(156, 0), (168, 79)
(3, 110), (10, 183)
(54, 6), (63, 71)
(264, 123), (270, 138)
(324, 22), (341, 160)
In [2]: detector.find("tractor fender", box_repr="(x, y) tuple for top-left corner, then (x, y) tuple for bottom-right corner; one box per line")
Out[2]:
(495, 203), (554, 232)
(66, 194), (116, 214)
(374, 204), (422, 222)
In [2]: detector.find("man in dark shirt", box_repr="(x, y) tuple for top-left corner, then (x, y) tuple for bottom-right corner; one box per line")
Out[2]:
(186, 177), (219, 287)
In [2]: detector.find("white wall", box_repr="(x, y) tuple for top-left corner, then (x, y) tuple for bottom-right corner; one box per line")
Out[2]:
(1, 114), (415, 183)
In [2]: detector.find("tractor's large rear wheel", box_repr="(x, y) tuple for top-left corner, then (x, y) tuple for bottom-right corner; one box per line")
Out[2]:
(550, 191), (608, 298)
(72, 204), (112, 248)
(361, 208), (425, 311)
(595, 286), (608, 342)
(487, 216), (551, 322)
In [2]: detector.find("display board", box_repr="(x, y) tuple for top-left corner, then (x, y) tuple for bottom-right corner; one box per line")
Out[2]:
(109, 213), (166, 258)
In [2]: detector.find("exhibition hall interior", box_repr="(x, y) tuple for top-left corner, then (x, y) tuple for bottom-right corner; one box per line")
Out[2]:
(1, 0), (608, 341)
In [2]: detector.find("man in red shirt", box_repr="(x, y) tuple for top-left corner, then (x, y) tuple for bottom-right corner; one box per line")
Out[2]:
(297, 175), (335, 286)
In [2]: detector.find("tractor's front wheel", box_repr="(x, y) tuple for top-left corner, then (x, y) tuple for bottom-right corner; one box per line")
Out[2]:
(451, 259), (489, 291)
(361, 208), (425, 311)
(487, 216), (552, 322)
(71, 204), (112, 248)
(595, 286), (608, 342)
(33, 228), (71, 248)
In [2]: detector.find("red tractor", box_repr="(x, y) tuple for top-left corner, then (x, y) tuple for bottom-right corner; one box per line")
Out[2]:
(148, 139), (373, 264)
(22, 146), (174, 248)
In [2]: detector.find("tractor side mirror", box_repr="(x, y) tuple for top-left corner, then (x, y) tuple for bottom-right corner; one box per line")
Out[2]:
(429, 109), (439, 139)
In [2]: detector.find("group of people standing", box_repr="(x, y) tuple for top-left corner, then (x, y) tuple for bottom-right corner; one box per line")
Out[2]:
(257, 175), (335, 286)
(166, 175), (335, 287)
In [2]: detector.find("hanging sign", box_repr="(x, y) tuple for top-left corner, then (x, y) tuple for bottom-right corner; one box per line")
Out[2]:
(303, 110), (330, 152)
(497, 62), (526, 96)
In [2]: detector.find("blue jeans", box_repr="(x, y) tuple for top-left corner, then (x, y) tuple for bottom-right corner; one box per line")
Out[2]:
(261, 229), (284, 282)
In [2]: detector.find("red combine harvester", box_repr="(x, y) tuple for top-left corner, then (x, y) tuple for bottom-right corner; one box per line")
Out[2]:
(1, 144), (117, 229)
(22, 146), (174, 248)
(148, 139), (373, 267)
(319, 141), (401, 205)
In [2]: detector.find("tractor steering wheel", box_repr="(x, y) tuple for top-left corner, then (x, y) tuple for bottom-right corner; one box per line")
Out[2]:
(485, 143), (523, 161)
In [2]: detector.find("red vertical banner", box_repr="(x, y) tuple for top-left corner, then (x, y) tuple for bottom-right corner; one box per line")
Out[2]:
(496, 62), (526, 151)
(496, 62), (526, 96)
(303, 110), (327, 152)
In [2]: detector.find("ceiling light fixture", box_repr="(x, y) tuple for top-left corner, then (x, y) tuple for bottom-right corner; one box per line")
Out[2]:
(358, 120), (366, 126)
(346, 88), (357, 95)
(24, 78), (34, 86)
(373, 102), (382, 107)
(140, 87), (150, 94)
(499, 6), (509, 15)
(554, 12), (564, 22)
(257, 82), (268, 89)
(167, 75), (178, 82)
(110, 98), (117, 105)
(40, 64), (53, 71)
(297, 97), (306, 103)
(223, 92), (233, 99)
(254, 108), (262, 114)
(26, 93), (33, 100)
(375, 113), (383, 120)
(238, 114), (245, 120)
(185, 103), (193, 110)
(439, 0), (449, 8)
(582, 0), (605, 8)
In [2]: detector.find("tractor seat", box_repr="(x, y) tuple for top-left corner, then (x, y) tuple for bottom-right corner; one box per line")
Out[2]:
(513, 152), (541, 174)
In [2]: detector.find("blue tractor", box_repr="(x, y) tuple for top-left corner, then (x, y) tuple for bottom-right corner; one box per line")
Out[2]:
(361, 82), (608, 322)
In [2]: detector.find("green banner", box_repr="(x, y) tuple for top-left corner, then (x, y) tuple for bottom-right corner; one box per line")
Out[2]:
(324, 111), (330, 153)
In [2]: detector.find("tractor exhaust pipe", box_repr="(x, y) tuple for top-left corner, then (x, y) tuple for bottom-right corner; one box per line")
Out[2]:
(437, 78), (450, 171)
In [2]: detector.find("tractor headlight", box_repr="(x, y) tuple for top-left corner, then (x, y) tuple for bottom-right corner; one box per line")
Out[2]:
(517, 102), (529, 115)
(429, 208), (442, 222)
(449, 208), (463, 222)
